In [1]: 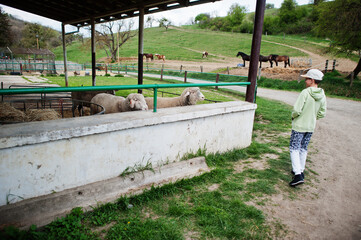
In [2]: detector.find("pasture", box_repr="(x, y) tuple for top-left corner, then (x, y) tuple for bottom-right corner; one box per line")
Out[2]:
(53, 26), (309, 64)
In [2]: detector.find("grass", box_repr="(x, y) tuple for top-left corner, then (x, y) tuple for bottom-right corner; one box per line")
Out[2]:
(52, 26), (308, 64)
(1, 75), (298, 239)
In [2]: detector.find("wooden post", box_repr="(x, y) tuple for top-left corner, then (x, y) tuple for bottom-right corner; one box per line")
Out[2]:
(227, 67), (229, 75)
(137, 7), (144, 94)
(325, 60), (329, 73)
(160, 65), (163, 81)
(332, 59), (336, 71)
(200, 66), (203, 72)
(350, 72), (354, 87)
(105, 65), (108, 75)
(61, 23), (68, 87)
(180, 65), (182, 73)
(184, 71), (187, 83)
(245, 0), (266, 103)
(215, 73), (219, 90)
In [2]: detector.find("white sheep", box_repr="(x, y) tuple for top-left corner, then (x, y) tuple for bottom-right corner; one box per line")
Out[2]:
(145, 87), (205, 109)
(90, 93), (148, 114)
(71, 90), (115, 116)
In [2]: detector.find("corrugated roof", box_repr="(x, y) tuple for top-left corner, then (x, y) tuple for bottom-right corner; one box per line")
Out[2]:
(0, 0), (220, 27)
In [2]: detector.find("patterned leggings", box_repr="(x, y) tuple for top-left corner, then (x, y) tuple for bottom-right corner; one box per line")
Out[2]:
(289, 130), (313, 175)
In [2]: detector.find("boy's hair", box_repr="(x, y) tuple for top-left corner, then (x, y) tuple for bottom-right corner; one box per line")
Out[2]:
(315, 80), (322, 85)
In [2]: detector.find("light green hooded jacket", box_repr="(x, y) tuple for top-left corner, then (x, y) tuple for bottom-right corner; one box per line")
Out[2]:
(292, 87), (327, 132)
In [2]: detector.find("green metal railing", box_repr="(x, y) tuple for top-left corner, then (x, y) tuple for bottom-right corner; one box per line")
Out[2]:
(0, 82), (250, 112)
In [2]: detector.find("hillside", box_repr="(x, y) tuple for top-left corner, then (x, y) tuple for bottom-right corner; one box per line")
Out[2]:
(52, 26), (309, 64)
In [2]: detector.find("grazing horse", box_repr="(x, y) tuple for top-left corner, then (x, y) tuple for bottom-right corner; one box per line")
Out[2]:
(155, 54), (166, 62)
(270, 54), (290, 68)
(143, 53), (153, 62)
(202, 51), (208, 58)
(236, 52), (251, 67)
(259, 55), (273, 68)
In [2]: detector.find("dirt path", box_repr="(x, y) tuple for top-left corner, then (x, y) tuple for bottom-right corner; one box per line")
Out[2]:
(252, 89), (361, 239)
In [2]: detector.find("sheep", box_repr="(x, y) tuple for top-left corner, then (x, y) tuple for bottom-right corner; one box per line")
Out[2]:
(90, 93), (148, 114)
(145, 87), (205, 109)
(71, 90), (115, 116)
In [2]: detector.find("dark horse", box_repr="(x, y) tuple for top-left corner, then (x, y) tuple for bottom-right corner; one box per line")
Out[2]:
(270, 54), (290, 68)
(143, 53), (154, 62)
(259, 55), (272, 68)
(237, 52), (272, 68)
(236, 52), (250, 67)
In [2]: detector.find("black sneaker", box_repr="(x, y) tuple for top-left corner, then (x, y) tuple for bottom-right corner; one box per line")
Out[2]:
(289, 174), (304, 187)
(291, 171), (304, 179)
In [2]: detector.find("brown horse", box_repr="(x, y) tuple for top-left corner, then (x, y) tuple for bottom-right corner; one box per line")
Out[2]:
(155, 54), (165, 62)
(143, 53), (153, 61)
(270, 54), (290, 68)
(202, 51), (208, 58)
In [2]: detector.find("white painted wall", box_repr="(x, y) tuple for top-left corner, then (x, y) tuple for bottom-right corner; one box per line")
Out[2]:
(0, 101), (256, 206)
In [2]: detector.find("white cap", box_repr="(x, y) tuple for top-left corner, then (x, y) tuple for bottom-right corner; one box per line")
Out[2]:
(300, 69), (324, 80)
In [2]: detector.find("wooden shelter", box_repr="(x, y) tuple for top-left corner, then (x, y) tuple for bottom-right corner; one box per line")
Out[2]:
(0, 0), (265, 102)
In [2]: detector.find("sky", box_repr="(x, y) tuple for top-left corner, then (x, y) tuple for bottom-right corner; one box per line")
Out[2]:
(0, 0), (311, 35)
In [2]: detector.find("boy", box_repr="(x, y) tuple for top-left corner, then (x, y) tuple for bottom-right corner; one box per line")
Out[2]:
(289, 69), (327, 187)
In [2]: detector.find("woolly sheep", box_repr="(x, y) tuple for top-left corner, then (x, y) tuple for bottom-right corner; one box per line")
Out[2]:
(90, 93), (148, 114)
(145, 87), (205, 109)
(71, 90), (115, 116)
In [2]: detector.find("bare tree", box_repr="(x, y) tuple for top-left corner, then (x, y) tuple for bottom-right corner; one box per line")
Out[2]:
(95, 20), (136, 62)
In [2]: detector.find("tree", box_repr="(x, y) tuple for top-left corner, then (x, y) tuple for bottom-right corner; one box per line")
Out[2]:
(20, 23), (57, 49)
(146, 16), (155, 28)
(279, 0), (298, 25)
(226, 4), (246, 27)
(315, 0), (361, 78)
(158, 17), (171, 31)
(95, 20), (136, 62)
(195, 13), (210, 28)
(0, 7), (12, 47)
(266, 3), (275, 9)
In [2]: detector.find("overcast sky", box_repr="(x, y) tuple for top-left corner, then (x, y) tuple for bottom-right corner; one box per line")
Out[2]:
(1, 0), (311, 35)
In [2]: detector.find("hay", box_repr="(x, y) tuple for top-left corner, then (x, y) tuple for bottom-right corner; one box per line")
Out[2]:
(0, 102), (27, 122)
(26, 109), (61, 121)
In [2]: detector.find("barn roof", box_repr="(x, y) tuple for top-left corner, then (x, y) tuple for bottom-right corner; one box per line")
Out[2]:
(0, 0), (220, 27)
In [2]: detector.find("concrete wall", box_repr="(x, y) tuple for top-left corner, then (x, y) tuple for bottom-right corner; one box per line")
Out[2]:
(0, 101), (256, 207)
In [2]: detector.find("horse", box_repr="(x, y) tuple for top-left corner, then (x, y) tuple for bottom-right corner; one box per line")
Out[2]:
(143, 53), (153, 62)
(202, 51), (208, 58)
(270, 54), (290, 68)
(259, 54), (273, 68)
(155, 54), (165, 62)
(236, 52), (251, 67)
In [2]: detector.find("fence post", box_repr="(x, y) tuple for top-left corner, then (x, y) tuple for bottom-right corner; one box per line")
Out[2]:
(325, 60), (328, 73)
(125, 65), (127, 74)
(350, 72), (354, 87)
(298, 70), (304, 83)
(160, 67), (163, 81)
(332, 59), (336, 71)
(200, 66), (203, 73)
(215, 73), (219, 90)
(1, 82), (3, 102)
(184, 71), (187, 83)
(105, 65), (108, 75)
(180, 65), (182, 73)
(20, 63), (22, 75)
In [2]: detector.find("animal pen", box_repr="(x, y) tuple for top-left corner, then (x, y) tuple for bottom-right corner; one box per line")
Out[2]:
(0, 0), (266, 230)
(0, 47), (56, 74)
